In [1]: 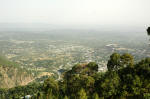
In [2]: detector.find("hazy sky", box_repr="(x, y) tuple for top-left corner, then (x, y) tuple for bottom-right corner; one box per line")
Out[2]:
(0, 0), (150, 28)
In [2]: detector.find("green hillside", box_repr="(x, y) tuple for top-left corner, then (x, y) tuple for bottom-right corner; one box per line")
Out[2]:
(0, 53), (150, 99)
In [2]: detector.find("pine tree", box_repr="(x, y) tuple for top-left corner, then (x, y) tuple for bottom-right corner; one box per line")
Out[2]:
(93, 93), (99, 99)
(64, 95), (69, 99)
(77, 88), (87, 99)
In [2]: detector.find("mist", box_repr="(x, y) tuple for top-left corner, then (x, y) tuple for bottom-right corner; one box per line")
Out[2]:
(0, 0), (150, 31)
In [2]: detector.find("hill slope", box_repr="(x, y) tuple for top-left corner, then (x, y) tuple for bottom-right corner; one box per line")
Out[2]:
(0, 56), (34, 88)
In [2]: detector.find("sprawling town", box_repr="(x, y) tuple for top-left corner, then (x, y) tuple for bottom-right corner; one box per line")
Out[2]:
(0, 31), (149, 79)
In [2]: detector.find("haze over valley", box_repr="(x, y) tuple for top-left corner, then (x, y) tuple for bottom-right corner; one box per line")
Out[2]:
(0, 29), (149, 82)
(0, 0), (150, 98)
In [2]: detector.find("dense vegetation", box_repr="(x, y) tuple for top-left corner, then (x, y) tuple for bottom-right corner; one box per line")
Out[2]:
(0, 53), (150, 99)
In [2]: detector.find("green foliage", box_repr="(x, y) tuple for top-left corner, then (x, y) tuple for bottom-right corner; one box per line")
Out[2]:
(92, 92), (99, 99)
(66, 62), (98, 77)
(120, 53), (134, 67)
(66, 74), (95, 95)
(99, 72), (120, 97)
(64, 95), (69, 99)
(107, 53), (121, 71)
(43, 77), (59, 96)
(107, 53), (134, 71)
(87, 62), (99, 73)
(1, 53), (150, 99)
(77, 88), (88, 99)
(0, 82), (42, 99)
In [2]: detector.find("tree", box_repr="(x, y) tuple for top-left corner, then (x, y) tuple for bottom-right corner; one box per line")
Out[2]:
(107, 53), (134, 71)
(64, 95), (69, 99)
(135, 58), (150, 95)
(136, 58), (150, 78)
(99, 72), (120, 98)
(147, 27), (150, 35)
(120, 53), (134, 68)
(92, 92), (99, 99)
(77, 88), (88, 99)
(43, 77), (59, 96)
(66, 74), (95, 95)
(107, 53), (121, 71)
(37, 92), (43, 99)
(87, 62), (99, 73)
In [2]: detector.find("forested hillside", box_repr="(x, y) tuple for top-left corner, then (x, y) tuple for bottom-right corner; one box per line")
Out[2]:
(0, 56), (34, 88)
(0, 53), (150, 99)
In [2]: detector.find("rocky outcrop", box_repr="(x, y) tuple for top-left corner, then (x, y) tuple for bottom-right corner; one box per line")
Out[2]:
(0, 65), (34, 88)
